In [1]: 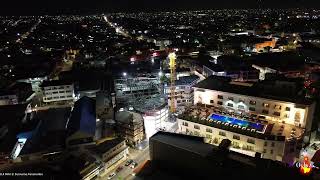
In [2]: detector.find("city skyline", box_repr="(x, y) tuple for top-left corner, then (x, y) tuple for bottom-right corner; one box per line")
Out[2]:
(1, 0), (320, 15)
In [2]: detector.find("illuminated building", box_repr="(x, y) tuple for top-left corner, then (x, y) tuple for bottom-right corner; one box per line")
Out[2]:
(177, 75), (315, 163)
(164, 75), (200, 113)
(41, 80), (75, 103)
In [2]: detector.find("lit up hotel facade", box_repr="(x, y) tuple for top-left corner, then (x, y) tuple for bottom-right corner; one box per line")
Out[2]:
(177, 76), (315, 163)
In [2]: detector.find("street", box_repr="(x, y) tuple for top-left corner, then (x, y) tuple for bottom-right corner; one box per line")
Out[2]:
(99, 146), (150, 180)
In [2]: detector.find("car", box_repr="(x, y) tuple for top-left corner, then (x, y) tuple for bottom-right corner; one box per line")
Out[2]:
(125, 159), (133, 166)
(130, 162), (138, 169)
(116, 166), (123, 173)
(107, 172), (116, 179)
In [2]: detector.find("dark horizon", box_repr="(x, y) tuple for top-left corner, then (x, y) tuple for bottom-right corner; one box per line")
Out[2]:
(1, 0), (320, 15)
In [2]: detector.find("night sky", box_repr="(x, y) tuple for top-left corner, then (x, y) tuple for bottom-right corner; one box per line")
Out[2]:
(1, 0), (320, 15)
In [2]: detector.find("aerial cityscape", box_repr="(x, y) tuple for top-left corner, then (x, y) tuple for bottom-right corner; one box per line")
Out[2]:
(1, 3), (320, 180)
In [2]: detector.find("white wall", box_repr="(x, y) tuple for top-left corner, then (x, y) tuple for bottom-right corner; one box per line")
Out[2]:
(193, 87), (313, 130)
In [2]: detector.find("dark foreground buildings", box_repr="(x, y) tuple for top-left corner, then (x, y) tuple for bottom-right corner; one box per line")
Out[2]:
(137, 132), (312, 180)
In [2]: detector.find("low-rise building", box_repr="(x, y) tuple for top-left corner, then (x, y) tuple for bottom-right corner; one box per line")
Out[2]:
(89, 138), (128, 171)
(116, 111), (145, 146)
(41, 80), (75, 103)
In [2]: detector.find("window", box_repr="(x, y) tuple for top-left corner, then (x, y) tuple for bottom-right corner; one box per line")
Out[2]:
(273, 112), (281, 116)
(247, 145), (254, 151)
(228, 97), (234, 101)
(219, 131), (226, 136)
(285, 107), (290, 111)
(233, 135), (240, 140)
(263, 149), (267, 153)
(271, 142), (275, 147)
(239, 99), (245, 103)
(182, 122), (188, 126)
(238, 105), (245, 109)
(218, 95), (223, 99)
(206, 134), (212, 139)
(270, 149), (273, 154)
(194, 125), (200, 130)
(262, 103), (270, 108)
(262, 110), (269, 114)
(274, 105), (281, 110)
(217, 101), (223, 105)
(206, 128), (212, 133)
(284, 114), (289, 118)
(227, 103), (233, 107)
(249, 107), (255, 111)
(247, 139), (255, 144)
(249, 100), (256, 105)
(177, 100), (181, 103)
(264, 142), (267, 146)
(210, 100), (214, 104)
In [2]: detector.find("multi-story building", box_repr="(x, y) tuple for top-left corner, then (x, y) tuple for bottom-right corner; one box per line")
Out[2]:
(0, 93), (18, 106)
(41, 80), (75, 103)
(116, 111), (145, 146)
(177, 75), (316, 163)
(89, 138), (129, 172)
(165, 75), (200, 112)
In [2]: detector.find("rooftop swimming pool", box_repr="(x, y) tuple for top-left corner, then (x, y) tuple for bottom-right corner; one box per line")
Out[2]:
(209, 114), (266, 133)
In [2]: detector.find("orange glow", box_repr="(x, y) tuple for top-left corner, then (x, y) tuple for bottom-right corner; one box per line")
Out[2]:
(300, 156), (312, 175)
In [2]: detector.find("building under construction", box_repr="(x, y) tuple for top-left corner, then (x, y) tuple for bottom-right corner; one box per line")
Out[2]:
(114, 76), (161, 107)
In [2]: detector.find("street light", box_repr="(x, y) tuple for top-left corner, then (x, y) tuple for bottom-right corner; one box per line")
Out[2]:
(123, 72), (127, 77)
(158, 71), (163, 77)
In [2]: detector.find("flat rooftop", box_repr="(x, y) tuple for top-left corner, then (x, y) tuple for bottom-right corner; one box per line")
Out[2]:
(179, 105), (304, 141)
(194, 75), (312, 105)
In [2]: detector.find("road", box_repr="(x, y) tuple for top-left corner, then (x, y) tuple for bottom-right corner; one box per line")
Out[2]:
(103, 15), (132, 39)
(16, 18), (41, 44)
(100, 147), (150, 180)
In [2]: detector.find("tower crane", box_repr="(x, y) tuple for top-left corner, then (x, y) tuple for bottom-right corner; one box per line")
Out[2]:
(168, 52), (176, 113)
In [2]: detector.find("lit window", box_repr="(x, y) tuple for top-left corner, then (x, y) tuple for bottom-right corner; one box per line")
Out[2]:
(274, 105), (282, 110)
(249, 100), (256, 105)
(262, 103), (270, 108)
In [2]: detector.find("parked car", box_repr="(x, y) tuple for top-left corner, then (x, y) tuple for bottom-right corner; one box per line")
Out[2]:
(130, 162), (138, 169)
(107, 172), (116, 179)
(125, 159), (134, 166)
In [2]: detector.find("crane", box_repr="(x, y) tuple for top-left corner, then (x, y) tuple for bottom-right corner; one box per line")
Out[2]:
(168, 52), (176, 113)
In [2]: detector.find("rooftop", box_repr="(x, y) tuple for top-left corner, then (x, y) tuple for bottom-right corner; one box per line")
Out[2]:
(178, 105), (304, 141)
(41, 80), (73, 87)
(88, 138), (125, 155)
(67, 96), (96, 137)
(194, 75), (312, 105)
(175, 75), (199, 86)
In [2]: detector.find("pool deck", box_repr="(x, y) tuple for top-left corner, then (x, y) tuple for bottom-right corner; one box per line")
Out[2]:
(184, 105), (304, 140)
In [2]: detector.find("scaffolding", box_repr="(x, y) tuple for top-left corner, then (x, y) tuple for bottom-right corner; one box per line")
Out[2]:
(115, 77), (160, 105)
